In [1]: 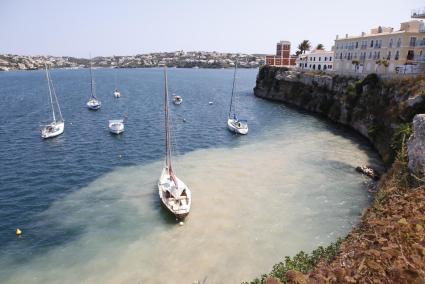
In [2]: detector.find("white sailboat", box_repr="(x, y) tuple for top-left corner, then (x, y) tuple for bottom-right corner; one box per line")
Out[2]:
(86, 59), (101, 110)
(41, 64), (65, 139)
(158, 67), (191, 219)
(227, 62), (248, 135)
(113, 68), (121, 98)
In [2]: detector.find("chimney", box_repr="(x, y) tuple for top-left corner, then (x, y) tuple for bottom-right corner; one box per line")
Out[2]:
(361, 32), (365, 37)
(336, 34), (339, 40)
(345, 34), (348, 38)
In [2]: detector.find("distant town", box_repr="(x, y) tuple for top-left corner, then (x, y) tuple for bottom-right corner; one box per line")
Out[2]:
(0, 51), (265, 71)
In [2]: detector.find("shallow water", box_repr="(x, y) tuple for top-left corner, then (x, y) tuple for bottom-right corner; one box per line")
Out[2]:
(0, 68), (382, 283)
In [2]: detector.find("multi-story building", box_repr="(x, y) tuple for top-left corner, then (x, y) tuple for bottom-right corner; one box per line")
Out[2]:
(266, 41), (297, 67)
(296, 49), (334, 72)
(333, 20), (425, 75)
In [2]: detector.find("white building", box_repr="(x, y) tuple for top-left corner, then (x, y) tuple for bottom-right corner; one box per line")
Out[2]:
(296, 50), (334, 72)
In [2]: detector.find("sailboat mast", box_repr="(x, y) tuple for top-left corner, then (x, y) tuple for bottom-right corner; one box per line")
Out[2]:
(45, 64), (56, 122)
(89, 58), (96, 99)
(164, 67), (173, 173)
(228, 61), (238, 118)
(115, 68), (118, 90)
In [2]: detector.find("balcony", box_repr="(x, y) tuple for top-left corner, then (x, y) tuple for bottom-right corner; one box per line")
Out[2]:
(414, 55), (425, 62)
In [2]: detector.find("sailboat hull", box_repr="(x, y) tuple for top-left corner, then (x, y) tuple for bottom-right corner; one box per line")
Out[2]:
(113, 91), (121, 98)
(227, 118), (248, 135)
(41, 121), (64, 139)
(87, 99), (101, 110)
(158, 167), (191, 219)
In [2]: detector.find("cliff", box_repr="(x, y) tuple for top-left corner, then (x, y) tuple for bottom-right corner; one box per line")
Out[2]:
(248, 66), (425, 283)
(254, 66), (425, 164)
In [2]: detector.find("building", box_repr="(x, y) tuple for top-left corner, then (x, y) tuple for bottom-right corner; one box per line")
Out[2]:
(333, 20), (425, 75)
(266, 41), (297, 67)
(296, 49), (334, 72)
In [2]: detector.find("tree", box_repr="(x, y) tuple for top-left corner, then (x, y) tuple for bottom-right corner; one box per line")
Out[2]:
(297, 40), (311, 54)
(316, 44), (324, 50)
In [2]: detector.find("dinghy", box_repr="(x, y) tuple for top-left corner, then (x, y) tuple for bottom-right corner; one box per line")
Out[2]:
(158, 67), (191, 219)
(173, 95), (182, 105)
(41, 64), (65, 139)
(108, 119), (124, 134)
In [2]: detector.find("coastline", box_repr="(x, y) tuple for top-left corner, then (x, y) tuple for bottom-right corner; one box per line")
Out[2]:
(248, 66), (425, 283)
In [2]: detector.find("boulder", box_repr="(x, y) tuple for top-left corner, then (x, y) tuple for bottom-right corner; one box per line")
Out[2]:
(407, 114), (425, 179)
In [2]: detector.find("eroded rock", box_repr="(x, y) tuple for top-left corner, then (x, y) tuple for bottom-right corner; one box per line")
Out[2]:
(407, 114), (425, 179)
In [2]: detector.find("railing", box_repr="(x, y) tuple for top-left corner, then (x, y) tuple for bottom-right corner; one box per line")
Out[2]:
(414, 55), (425, 62)
(412, 8), (425, 18)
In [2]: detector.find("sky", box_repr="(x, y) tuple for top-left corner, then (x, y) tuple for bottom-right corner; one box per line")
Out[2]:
(0, 0), (423, 57)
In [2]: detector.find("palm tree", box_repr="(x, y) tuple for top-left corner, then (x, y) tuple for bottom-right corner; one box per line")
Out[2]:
(316, 44), (324, 50)
(297, 40), (311, 54)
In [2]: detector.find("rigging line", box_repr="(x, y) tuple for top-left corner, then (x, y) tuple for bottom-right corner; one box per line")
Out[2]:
(228, 61), (238, 118)
(164, 66), (173, 173)
(49, 68), (64, 121)
(45, 64), (56, 122)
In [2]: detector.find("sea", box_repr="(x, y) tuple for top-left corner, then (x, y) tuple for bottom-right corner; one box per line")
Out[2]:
(0, 67), (382, 283)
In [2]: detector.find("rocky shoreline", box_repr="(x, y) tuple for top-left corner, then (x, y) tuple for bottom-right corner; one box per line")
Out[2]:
(248, 66), (425, 283)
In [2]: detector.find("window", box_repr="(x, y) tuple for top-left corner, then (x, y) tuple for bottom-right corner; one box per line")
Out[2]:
(324, 57), (327, 61)
(340, 53), (342, 59)
(395, 50), (399, 60)
(370, 40), (374, 47)
(369, 52), (372, 59)
(389, 38), (393, 48)
(356, 42), (359, 48)
(318, 65), (321, 70)
(330, 56), (332, 61)
(319, 57), (321, 61)
(410, 37), (417, 47)
(305, 63), (307, 67)
(387, 51), (391, 60)
(407, 50), (414, 60)
(397, 38), (401, 48)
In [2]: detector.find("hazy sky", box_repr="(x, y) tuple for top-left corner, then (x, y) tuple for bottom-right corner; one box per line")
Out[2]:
(0, 0), (423, 57)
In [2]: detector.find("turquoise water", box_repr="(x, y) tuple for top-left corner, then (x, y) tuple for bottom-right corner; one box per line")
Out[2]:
(0, 68), (382, 283)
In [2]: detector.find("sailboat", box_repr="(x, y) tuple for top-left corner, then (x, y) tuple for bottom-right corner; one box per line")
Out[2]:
(227, 62), (248, 135)
(86, 59), (101, 110)
(41, 64), (65, 139)
(113, 68), (121, 98)
(158, 67), (191, 219)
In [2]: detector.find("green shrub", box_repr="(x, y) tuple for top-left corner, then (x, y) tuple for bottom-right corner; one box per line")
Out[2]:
(243, 238), (344, 284)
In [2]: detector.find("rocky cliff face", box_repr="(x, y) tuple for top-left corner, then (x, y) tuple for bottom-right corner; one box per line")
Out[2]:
(254, 66), (425, 164)
(408, 114), (425, 179)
